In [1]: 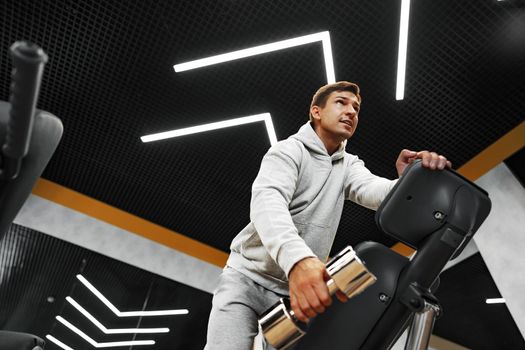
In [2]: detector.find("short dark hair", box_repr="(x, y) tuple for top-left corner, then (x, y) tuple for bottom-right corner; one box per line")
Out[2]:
(309, 81), (361, 121)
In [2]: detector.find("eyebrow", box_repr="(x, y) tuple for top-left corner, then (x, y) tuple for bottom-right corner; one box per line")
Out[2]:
(334, 95), (360, 107)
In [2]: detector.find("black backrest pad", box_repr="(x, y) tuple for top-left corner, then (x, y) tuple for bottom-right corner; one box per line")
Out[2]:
(375, 160), (491, 253)
(0, 101), (63, 239)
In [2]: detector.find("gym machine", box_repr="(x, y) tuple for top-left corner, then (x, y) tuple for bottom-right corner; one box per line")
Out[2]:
(0, 41), (63, 350)
(260, 160), (491, 349)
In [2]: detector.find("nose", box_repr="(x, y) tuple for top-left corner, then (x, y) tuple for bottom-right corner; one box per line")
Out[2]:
(345, 105), (357, 117)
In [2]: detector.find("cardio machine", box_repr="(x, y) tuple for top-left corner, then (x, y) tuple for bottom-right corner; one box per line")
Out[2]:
(296, 159), (491, 349)
(0, 41), (63, 350)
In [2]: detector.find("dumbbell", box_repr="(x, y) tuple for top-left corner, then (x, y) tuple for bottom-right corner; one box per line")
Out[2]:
(258, 246), (376, 350)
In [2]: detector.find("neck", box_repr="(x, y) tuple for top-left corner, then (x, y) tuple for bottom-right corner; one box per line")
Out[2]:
(313, 126), (344, 155)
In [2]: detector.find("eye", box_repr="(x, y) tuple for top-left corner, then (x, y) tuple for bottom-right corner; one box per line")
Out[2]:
(336, 100), (344, 105)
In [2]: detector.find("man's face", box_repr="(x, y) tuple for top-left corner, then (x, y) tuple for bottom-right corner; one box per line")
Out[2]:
(311, 90), (360, 141)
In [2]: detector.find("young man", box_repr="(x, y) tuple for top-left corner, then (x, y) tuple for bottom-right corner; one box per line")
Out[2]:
(205, 81), (450, 350)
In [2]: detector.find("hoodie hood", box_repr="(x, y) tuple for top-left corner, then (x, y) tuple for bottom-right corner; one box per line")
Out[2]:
(289, 122), (346, 161)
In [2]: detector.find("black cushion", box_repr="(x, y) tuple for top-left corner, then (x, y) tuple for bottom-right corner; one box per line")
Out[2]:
(0, 101), (63, 240)
(375, 160), (491, 254)
(0, 330), (45, 350)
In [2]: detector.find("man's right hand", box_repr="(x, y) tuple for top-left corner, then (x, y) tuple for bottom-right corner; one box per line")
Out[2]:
(288, 257), (333, 323)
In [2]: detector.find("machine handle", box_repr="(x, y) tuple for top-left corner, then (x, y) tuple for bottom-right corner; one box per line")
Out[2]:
(1, 41), (48, 180)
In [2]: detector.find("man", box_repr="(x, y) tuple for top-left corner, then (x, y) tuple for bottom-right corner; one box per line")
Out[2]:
(205, 81), (450, 349)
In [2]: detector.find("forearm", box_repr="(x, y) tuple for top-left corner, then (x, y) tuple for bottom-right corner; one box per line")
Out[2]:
(345, 157), (398, 210)
(347, 176), (398, 210)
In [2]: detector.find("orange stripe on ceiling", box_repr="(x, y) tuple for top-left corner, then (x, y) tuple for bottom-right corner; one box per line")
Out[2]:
(32, 178), (228, 267)
(392, 120), (525, 257)
(457, 121), (525, 181)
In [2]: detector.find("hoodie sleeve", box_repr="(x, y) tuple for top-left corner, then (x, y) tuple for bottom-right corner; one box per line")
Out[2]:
(344, 155), (398, 210)
(250, 143), (316, 278)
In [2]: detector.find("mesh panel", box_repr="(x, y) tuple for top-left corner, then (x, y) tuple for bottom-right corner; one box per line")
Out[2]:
(1, 1), (524, 347)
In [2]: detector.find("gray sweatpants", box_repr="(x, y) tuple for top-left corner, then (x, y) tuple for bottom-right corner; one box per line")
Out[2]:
(204, 267), (285, 350)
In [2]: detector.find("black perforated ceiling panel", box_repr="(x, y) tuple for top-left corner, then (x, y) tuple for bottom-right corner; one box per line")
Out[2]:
(0, 0), (524, 348)
(1, 0), (523, 252)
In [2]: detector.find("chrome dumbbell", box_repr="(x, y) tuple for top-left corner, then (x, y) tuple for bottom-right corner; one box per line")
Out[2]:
(258, 246), (376, 350)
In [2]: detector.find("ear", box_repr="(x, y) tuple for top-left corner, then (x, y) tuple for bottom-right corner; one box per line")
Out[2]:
(310, 105), (321, 121)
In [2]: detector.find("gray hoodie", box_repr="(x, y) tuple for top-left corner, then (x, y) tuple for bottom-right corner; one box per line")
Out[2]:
(227, 122), (397, 295)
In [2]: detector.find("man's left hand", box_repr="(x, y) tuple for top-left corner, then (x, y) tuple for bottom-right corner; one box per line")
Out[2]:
(396, 149), (452, 177)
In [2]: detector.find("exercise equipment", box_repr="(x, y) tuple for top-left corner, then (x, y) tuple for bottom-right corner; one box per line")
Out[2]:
(0, 41), (63, 350)
(295, 160), (491, 349)
(0, 331), (45, 350)
(259, 246), (376, 349)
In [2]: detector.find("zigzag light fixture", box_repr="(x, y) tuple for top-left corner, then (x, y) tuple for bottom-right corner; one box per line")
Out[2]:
(66, 296), (170, 333)
(55, 316), (155, 348)
(142, 31), (336, 144)
(46, 335), (74, 350)
(396, 0), (412, 100)
(486, 298), (506, 304)
(77, 274), (189, 317)
(173, 31), (336, 83)
(141, 113), (277, 145)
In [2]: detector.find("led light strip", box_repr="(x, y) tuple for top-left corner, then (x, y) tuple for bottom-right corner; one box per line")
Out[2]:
(396, 0), (412, 100)
(56, 316), (155, 347)
(46, 335), (74, 350)
(66, 296), (170, 333)
(157, 32), (336, 145)
(486, 298), (506, 304)
(77, 274), (189, 317)
(141, 113), (277, 145)
(174, 31), (336, 84)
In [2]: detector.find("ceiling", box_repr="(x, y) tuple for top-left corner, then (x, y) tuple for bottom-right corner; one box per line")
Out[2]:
(0, 0), (524, 349)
